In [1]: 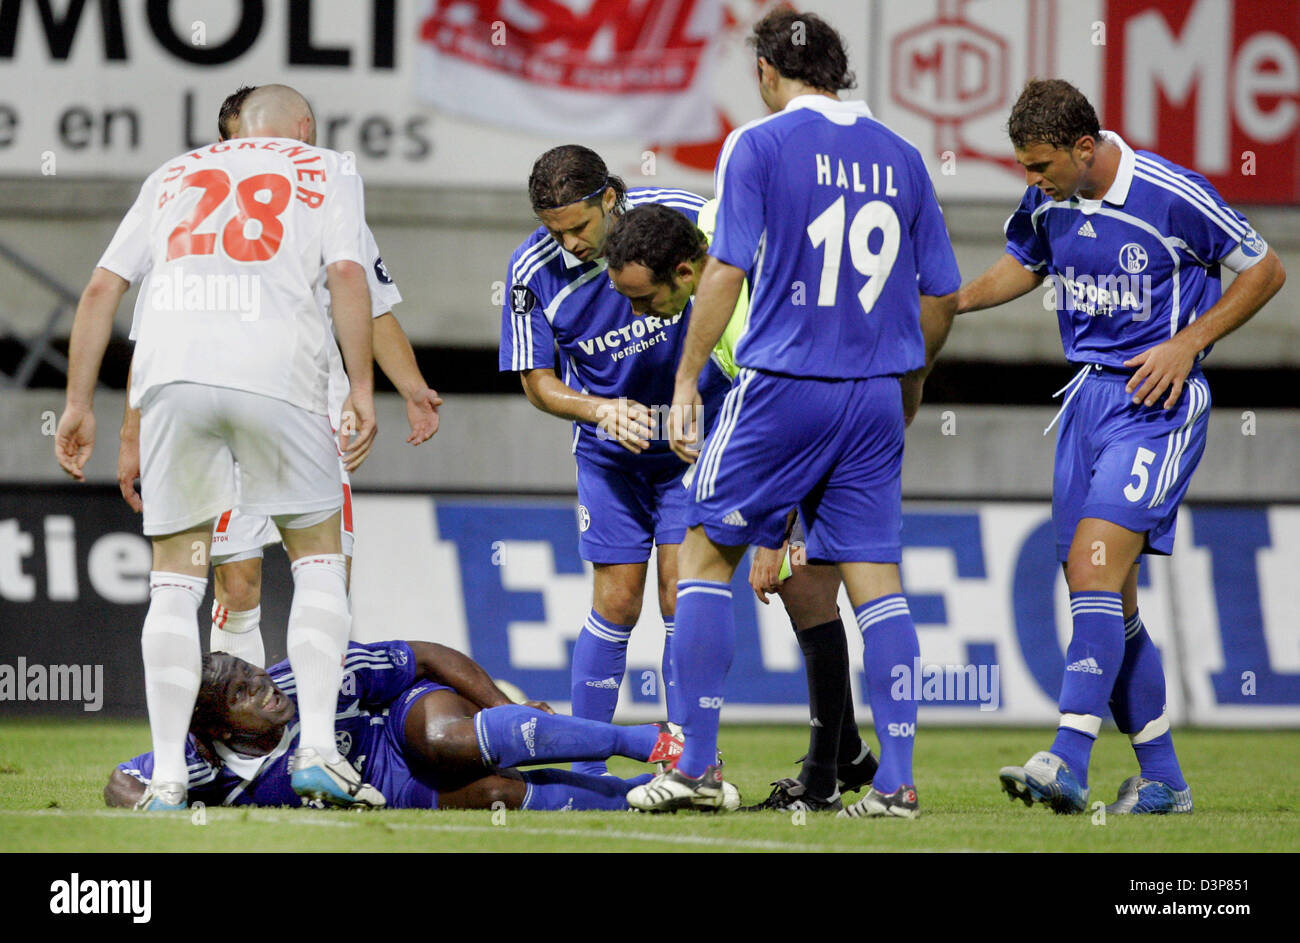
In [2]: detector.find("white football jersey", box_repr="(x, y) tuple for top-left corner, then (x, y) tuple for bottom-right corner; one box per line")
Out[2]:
(100, 137), (367, 415)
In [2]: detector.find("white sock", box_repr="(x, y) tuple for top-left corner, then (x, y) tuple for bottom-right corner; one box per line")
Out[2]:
(287, 554), (350, 762)
(210, 602), (265, 668)
(143, 572), (206, 785)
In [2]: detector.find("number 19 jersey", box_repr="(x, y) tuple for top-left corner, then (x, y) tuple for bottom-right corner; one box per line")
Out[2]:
(98, 137), (367, 416)
(709, 96), (960, 380)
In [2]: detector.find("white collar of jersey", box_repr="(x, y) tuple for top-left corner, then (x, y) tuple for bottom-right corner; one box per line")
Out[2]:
(1076, 130), (1135, 215)
(214, 740), (272, 780)
(784, 95), (874, 124)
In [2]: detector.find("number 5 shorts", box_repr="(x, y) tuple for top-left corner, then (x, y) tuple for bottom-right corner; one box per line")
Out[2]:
(685, 368), (905, 563)
(139, 381), (343, 537)
(1052, 368), (1211, 562)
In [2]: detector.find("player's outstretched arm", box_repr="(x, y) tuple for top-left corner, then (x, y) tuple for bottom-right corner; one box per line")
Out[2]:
(520, 368), (652, 454)
(328, 260), (377, 468)
(104, 768), (146, 808)
(670, 257), (746, 463)
(372, 312), (442, 445)
(1125, 248), (1286, 409)
(956, 253), (1044, 315)
(407, 640), (553, 713)
(56, 268), (130, 481)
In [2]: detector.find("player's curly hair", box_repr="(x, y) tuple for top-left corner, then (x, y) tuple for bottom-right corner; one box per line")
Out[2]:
(1007, 79), (1100, 151)
(218, 85), (257, 141)
(528, 145), (627, 212)
(190, 653), (231, 734)
(749, 9), (855, 93)
(604, 204), (708, 285)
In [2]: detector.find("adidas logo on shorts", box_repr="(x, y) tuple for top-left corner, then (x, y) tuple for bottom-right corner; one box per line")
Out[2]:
(722, 510), (748, 527)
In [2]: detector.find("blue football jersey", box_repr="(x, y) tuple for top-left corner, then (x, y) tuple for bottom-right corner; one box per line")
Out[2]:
(709, 96), (960, 380)
(1004, 131), (1268, 367)
(117, 642), (418, 807)
(499, 188), (730, 467)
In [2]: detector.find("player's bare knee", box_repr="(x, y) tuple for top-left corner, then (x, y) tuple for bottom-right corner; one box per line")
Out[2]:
(214, 559), (261, 611)
(594, 583), (644, 626)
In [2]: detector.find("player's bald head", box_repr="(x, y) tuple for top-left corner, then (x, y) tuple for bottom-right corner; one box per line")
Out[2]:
(237, 84), (316, 144)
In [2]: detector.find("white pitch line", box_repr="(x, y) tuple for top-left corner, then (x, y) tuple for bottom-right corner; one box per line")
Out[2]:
(0, 809), (985, 853)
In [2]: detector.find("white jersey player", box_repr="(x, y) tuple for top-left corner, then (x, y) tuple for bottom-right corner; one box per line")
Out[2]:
(56, 85), (384, 811)
(116, 84), (440, 672)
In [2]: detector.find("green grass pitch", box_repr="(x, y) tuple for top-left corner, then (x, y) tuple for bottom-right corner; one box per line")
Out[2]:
(1, 719), (1296, 853)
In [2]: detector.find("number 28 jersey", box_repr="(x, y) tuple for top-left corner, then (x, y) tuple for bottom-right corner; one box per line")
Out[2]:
(709, 95), (960, 380)
(98, 137), (367, 416)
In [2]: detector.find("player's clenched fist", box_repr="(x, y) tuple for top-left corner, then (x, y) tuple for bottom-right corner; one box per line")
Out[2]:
(55, 406), (96, 482)
(593, 396), (652, 454)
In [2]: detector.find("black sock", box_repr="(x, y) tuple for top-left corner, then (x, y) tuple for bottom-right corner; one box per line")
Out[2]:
(838, 680), (867, 769)
(795, 616), (851, 797)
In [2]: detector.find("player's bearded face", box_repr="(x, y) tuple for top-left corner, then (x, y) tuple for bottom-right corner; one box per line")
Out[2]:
(1014, 141), (1084, 202)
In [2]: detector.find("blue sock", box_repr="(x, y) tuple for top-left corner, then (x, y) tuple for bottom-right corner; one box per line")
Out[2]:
(1110, 612), (1187, 790)
(518, 768), (638, 811)
(569, 609), (632, 775)
(1051, 592), (1125, 787)
(662, 619), (682, 725)
(674, 580), (734, 779)
(855, 594), (919, 794)
(474, 704), (658, 768)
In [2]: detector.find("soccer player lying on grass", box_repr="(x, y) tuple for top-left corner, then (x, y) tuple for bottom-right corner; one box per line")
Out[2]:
(104, 640), (732, 812)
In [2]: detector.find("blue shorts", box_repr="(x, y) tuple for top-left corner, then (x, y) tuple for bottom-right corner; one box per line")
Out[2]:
(364, 680), (455, 810)
(686, 369), (904, 562)
(576, 451), (692, 564)
(1053, 366), (1210, 562)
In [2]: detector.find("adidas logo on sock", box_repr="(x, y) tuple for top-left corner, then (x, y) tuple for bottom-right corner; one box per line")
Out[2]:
(585, 677), (619, 689)
(1066, 656), (1103, 674)
(520, 717), (537, 756)
(1077, 220), (1097, 238)
(722, 509), (748, 527)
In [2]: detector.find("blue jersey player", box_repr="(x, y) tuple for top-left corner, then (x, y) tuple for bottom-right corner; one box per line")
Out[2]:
(627, 10), (960, 817)
(957, 80), (1285, 814)
(499, 146), (729, 773)
(104, 640), (720, 812)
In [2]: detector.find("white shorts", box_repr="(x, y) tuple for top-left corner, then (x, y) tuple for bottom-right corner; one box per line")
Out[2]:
(139, 382), (342, 537)
(211, 459), (355, 563)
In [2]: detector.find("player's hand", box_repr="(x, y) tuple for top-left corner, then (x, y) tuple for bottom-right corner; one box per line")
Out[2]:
(749, 542), (789, 605)
(55, 406), (96, 482)
(339, 392), (378, 472)
(900, 371), (925, 427)
(116, 428), (143, 512)
(668, 381), (704, 464)
(525, 700), (555, 715)
(405, 387), (442, 445)
(593, 397), (652, 454)
(1124, 336), (1199, 410)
